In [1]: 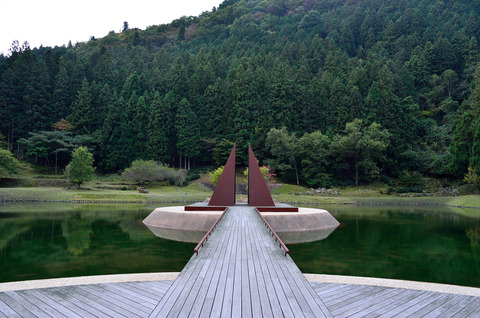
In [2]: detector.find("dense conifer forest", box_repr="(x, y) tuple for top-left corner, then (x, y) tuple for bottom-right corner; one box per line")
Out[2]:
(2, 0), (480, 187)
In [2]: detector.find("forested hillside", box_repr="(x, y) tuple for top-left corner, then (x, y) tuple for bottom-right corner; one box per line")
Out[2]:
(1, 0), (480, 187)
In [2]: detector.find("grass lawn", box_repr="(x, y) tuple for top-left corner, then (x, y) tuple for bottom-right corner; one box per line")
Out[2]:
(0, 182), (212, 203)
(1, 172), (478, 212)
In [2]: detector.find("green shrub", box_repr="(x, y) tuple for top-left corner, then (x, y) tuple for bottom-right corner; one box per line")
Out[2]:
(209, 166), (224, 185)
(122, 160), (187, 186)
(399, 171), (423, 187)
(386, 187), (396, 195)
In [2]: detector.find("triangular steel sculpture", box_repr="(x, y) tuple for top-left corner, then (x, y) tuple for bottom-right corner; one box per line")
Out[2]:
(248, 144), (275, 207)
(208, 144), (236, 206)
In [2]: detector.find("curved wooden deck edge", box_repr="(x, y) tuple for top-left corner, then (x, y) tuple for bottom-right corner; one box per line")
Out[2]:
(1, 273), (479, 297)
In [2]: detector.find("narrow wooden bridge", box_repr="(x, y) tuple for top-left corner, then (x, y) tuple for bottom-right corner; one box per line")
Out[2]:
(150, 205), (332, 317)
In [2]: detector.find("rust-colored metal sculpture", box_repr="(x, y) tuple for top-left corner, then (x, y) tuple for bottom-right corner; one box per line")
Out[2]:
(208, 144), (236, 206)
(248, 144), (275, 207)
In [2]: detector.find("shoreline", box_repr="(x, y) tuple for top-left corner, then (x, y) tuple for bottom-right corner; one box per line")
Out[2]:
(1, 198), (479, 210)
(1, 273), (479, 297)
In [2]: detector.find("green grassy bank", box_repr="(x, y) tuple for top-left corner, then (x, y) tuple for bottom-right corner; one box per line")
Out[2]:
(0, 183), (478, 212)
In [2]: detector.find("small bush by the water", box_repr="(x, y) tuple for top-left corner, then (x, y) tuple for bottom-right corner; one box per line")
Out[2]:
(122, 160), (187, 186)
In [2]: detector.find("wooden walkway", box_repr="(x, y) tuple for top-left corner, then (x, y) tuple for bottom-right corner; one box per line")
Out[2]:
(150, 205), (332, 317)
(1, 205), (480, 317)
(1, 280), (480, 317)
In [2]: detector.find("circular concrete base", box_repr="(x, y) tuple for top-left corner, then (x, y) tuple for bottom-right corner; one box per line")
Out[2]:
(143, 206), (340, 244)
(261, 207), (340, 243)
(143, 206), (222, 243)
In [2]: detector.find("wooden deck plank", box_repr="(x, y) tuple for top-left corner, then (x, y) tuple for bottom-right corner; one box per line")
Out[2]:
(21, 289), (84, 318)
(58, 285), (129, 317)
(78, 284), (150, 316)
(250, 210), (296, 317)
(141, 281), (173, 293)
(207, 212), (237, 317)
(422, 294), (469, 318)
(332, 287), (402, 317)
(197, 229), (232, 317)
(178, 211), (232, 317)
(188, 219), (231, 317)
(437, 295), (476, 318)
(99, 283), (158, 309)
(387, 291), (448, 318)
(322, 284), (372, 303)
(200, 213), (236, 318)
(249, 215), (276, 318)
(330, 287), (388, 315)
(245, 214), (264, 318)
(0, 297), (23, 318)
(166, 258), (210, 316)
(329, 285), (386, 311)
(269, 249), (311, 317)
(35, 287), (98, 317)
(2, 291), (50, 318)
(232, 209), (244, 317)
(315, 284), (358, 297)
(466, 301), (480, 317)
(279, 260), (332, 318)
(16, 289), (70, 318)
(368, 290), (438, 317)
(115, 282), (164, 301)
(121, 281), (169, 298)
(452, 297), (480, 317)
(219, 209), (239, 317)
(241, 213), (253, 318)
(360, 289), (427, 317)
(71, 285), (145, 317)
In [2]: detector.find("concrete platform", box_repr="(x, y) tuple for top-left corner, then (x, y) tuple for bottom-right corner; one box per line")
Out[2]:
(143, 206), (223, 243)
(143, 205), (339, 244)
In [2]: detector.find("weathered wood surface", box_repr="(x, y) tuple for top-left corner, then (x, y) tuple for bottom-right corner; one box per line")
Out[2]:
(310, 282), (480, 317)
(1, 281), (480, 317)
(0, 281), (172, 318)
(150, 205), (332, 317)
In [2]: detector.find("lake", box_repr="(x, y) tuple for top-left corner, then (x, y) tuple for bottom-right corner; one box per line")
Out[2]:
(0, 203), (479, 287)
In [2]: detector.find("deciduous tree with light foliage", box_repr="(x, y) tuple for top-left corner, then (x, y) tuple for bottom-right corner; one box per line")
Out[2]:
(0, 149), (20, 177)
(66, 147), (95, 188)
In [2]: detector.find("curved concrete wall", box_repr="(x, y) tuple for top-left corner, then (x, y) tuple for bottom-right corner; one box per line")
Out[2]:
(143, 206), (339, 244)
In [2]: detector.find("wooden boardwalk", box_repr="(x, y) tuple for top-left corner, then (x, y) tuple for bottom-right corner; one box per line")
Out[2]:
(1, 205), (480, 317)
(1, 280), (480, 317)
(150, 205), (332, 317)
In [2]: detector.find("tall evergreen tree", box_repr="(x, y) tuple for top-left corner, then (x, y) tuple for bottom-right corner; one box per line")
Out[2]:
(147, 92), (170, 163)
(175, 98), (200, 169)
(68, 78), (94, 134)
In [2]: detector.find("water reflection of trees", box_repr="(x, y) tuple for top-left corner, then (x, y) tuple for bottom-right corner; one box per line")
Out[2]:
(61, 214), (93, 256)
(467, 225), (480, 248)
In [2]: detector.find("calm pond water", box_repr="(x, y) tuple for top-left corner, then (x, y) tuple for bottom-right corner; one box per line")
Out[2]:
(0, 203), (479, 287)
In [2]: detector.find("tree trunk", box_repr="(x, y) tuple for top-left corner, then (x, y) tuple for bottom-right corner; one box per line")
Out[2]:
(55, 151), (58, 175)
(294, 163), (299, 185)
(355, 162), (359, 186)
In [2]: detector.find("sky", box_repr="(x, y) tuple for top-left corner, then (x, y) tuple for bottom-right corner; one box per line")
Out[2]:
(0, 0), (223, 55)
